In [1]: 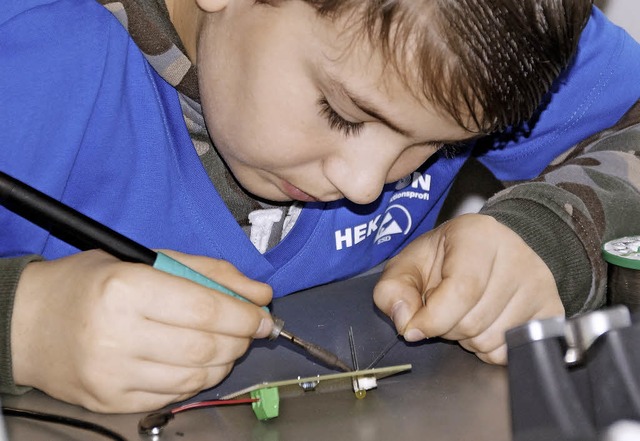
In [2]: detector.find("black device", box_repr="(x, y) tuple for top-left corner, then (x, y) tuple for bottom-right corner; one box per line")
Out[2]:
(506, 305), (640, 441)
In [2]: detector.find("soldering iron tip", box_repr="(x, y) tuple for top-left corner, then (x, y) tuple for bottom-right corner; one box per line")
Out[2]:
(287, 331), (353, 372)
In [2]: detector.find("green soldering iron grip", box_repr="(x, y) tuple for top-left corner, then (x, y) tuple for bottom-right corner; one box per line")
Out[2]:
(153, 251), (271, 314)
(153, 253), (346, 368)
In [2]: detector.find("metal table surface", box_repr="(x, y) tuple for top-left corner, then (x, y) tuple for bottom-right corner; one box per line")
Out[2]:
(2, 273), (510, 441)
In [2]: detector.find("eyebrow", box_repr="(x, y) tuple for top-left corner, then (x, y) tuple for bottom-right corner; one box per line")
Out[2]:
(325, 75), (416, 138)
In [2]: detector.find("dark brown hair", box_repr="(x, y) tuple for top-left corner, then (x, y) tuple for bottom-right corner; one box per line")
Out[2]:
(256, 0), (593, 133)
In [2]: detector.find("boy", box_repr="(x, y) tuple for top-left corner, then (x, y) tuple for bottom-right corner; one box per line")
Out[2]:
(1, 0), (639, 413)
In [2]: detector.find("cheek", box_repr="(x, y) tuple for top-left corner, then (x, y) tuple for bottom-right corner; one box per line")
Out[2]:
(198, 53), (331, 170)
(204, 93), (328, 173)
(386, 146), (437, 183)
(214, 101), (332, 171)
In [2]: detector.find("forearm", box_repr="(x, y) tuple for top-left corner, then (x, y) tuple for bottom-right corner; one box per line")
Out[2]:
(480, 101), (640, 316)
(0, 255), (42, 395)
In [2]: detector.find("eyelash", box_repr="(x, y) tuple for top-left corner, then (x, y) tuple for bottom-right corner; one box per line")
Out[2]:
(317, 97), (365, 137)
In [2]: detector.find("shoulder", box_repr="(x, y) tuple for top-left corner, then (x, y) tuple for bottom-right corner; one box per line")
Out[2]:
(560, 6), (640, 95)
(0, 0), (142, 89)
(1, 0), (111, 27)
(0, 0), (164, 147)
(0, 0), (129, 60)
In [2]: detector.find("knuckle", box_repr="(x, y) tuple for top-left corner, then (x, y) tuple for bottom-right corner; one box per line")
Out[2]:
(226, 337), (251, 361)
(253, 282), (273, 303)
(187, 298), (218, 328)
(216, 259), (237, 271)
(373, 278), (406, 305)
(98, 265), (132, 296)
(419, 308), (448, 336)
(455, 316), (485, 338)
(78, 374), (120, 412)
(373, 277), (395, 295)
(204, 365), (234, 389)
(183, 336), (218, 365)
(484, 348), (507, 365)
(448, 276), (483, 301)
(182, 369), (210, 392)
(202, 336), (251, 365)
(206, 259), (238, 278)
(469, 331), (503, 354)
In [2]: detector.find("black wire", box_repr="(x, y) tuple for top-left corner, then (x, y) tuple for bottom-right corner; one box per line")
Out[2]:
(2, 406), (128, 441)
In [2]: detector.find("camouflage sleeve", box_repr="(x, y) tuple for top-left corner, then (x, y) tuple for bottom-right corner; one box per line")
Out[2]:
(480, 100), (640, 316)
(0, 255), (42, 395)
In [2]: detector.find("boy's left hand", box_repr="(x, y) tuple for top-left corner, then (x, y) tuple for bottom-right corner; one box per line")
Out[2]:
(373, 213), (564, 365)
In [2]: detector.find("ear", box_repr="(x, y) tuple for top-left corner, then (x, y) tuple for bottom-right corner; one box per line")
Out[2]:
(196, 0), (229, 13)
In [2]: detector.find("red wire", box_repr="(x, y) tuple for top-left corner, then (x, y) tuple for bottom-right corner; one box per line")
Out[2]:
(171, 398), (259, 414)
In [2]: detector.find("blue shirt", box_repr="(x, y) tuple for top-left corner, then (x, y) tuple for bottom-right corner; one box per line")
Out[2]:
(1, 0), (639, 297)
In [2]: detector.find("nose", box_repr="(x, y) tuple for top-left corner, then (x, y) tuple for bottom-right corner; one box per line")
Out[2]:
(324, 144), (435, 205)
(323, 158), (386, 204)
(322, 150), (400, 205)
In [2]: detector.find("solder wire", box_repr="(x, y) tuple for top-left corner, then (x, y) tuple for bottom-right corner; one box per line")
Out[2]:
(365, 334), (400, 370)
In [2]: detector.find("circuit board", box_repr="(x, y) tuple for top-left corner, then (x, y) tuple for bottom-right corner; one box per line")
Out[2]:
(221, 364), (412, 400)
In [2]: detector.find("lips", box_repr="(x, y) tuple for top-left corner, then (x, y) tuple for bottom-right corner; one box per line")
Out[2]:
(281, 180), (319, 202)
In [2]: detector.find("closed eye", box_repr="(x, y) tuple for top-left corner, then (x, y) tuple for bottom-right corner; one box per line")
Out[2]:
(317, 96), (365, 137)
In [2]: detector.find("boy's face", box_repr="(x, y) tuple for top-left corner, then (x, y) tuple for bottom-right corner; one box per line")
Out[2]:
(197, 0), (473, 205)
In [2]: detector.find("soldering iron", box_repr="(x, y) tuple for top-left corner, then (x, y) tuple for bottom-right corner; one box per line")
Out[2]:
(0, 171), (351, 372)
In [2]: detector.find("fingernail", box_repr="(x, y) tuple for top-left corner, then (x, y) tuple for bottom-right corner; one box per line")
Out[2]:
(391, 301), (412, 331)
(404, 328), (426, 342)
(254, 318), (272, 339)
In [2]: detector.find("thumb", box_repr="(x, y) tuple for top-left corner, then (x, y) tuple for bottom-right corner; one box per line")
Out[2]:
(373, 261), (426, 334)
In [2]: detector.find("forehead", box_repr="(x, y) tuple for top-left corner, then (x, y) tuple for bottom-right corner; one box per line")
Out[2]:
(311, 3), (439, 86)
(305, 6), (412, 96)
(303, 6), (470, 141)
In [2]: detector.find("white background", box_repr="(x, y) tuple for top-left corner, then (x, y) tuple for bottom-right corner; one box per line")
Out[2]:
(597, 0), (640, 42)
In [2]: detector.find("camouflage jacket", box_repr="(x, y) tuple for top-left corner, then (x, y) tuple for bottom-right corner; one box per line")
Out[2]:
(1, 0), (639, 395)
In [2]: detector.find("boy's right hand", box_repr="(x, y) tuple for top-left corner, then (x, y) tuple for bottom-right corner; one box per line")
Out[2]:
(10, 249), (274, 413)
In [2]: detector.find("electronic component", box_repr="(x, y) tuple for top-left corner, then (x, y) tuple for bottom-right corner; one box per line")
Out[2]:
(250, 387), (280, 421)
(222, 364), (412, 402)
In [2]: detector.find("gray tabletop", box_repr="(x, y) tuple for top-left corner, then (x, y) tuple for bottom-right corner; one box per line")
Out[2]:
(2, 273), (511, 441)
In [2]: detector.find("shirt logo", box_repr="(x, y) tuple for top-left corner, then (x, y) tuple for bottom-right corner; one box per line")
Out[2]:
(333, 172), (432, 250)
(374, 204), (412, 244)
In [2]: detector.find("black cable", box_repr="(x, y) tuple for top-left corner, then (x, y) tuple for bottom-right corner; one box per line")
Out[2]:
(2, 406), (128, 441)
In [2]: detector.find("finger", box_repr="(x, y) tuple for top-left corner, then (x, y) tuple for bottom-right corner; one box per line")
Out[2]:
(80, 363), (231, 413)
(373, 266), (426, 333)
(122, 360), (233, 396)
(77, 389), (185, 414)
(130, 266), (272, 338)
(454, 294), (539, 357)
(460, 343), (508, 365)
(458, 282), (565, 356)
(440, 278), (515, 341)
(403, 273), (489, 339)
(373, 229), (451, 333)
(130, 320), (251, 367)
(403, 233), (498, 338)
(160, 250), (273, 306)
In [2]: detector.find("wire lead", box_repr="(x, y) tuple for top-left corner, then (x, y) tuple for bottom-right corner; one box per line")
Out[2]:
(348, 326), (359, 371)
